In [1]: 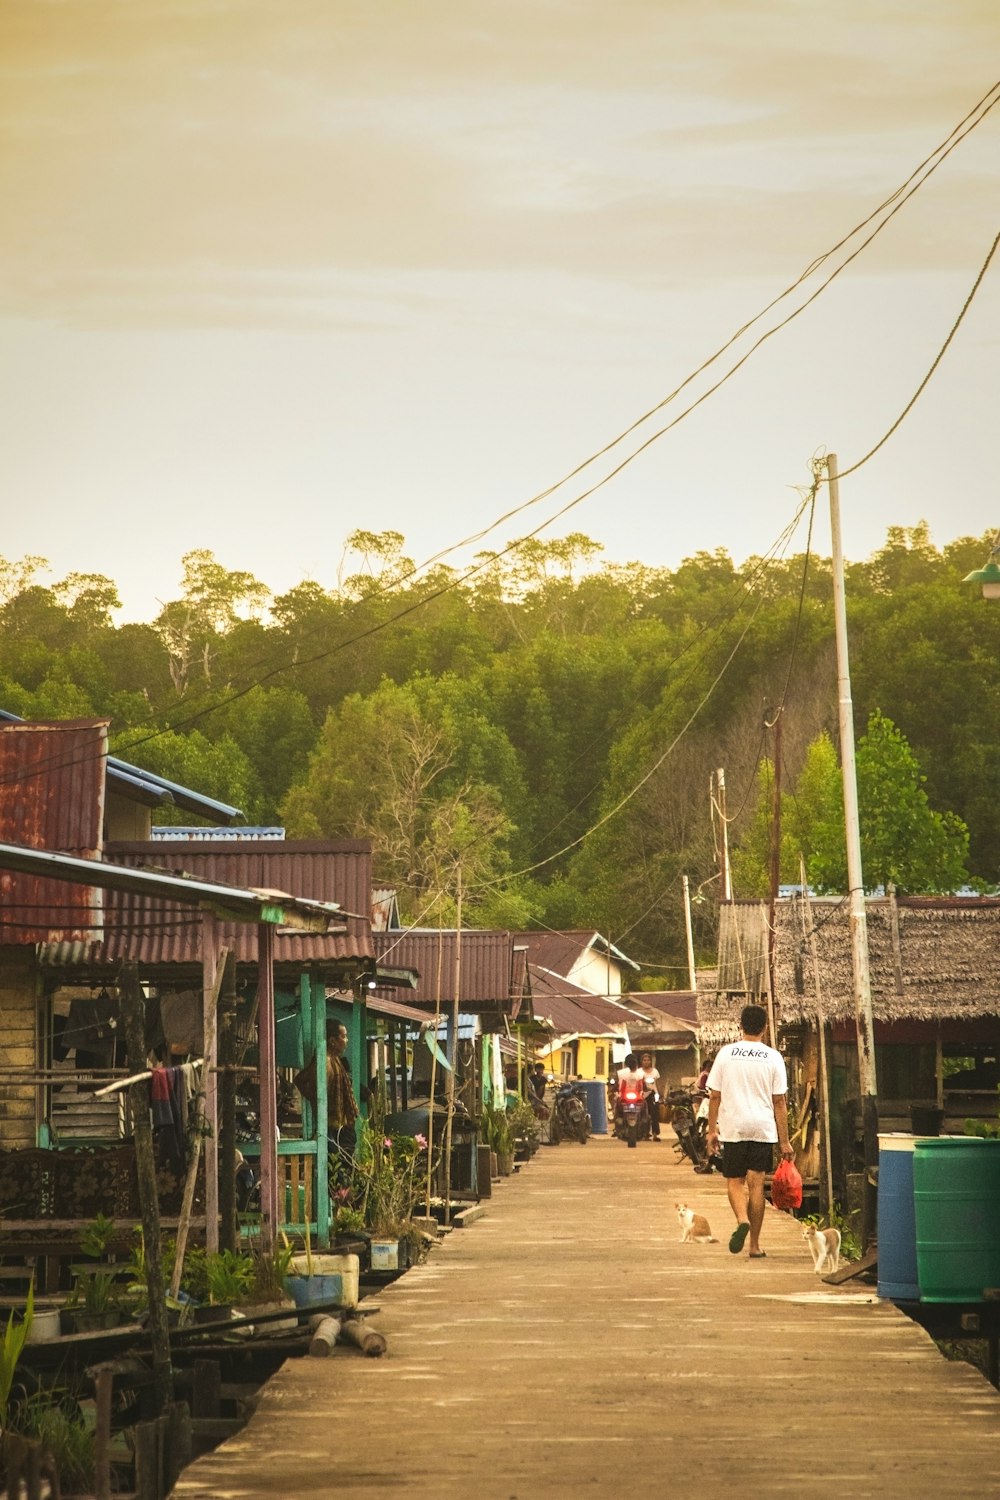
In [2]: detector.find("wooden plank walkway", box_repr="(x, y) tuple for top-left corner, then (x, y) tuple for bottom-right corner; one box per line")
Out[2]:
(173, 1135), (1000, 1499)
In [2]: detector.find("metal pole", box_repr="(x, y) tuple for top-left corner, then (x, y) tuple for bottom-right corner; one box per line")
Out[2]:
(827, 451), (879, 1245)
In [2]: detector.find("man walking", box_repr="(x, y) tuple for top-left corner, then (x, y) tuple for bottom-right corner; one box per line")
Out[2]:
(705, 1004), (793, 1258)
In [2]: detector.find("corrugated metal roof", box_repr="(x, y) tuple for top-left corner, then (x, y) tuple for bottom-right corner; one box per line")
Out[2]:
(0, 708), (243, 824)
(0, 720), (106, 942)
(372, 929), (527, 1013)
(364, 992), (434, 1026)
(514, 929), (641, 981)
(78, 840), (374, 971)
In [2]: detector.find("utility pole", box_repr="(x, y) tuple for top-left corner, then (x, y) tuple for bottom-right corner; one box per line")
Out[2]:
(713, 768), (733, 901)
(767, 709), (783, 1010)
(827, 451), (879, 1247)
(681, 875), (697, 992)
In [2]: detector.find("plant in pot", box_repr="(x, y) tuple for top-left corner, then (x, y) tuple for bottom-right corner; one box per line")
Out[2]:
(65, 1213), (124, 1332)
(198, 1250), (253, 1321)
(480, 1102), (515, 1176)
(506, 1099), (541, 1160)
(353, 1105), (429, 1271)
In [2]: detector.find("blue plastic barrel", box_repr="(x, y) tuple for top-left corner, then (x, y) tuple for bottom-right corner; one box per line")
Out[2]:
(877, 1134), (922, 1300)
(914, 1137), (1000, 1303)
(577, 1079), (608, 1135)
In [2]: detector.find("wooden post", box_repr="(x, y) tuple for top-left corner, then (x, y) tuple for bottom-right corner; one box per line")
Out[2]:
(308, 1314), (341, 1357)
(313, 976), (330, 1248)
(94, 1366), (113, 1500)
(443, 877), (462, 1227)
(218, 952), (238, 1254)
(202, 915), (220, 1253)
(801, 863), (835, 1216)
(257, 923), (279, 1249)
(119, 963), (173, 1415)
(338, 1317), (387, 1358)
(170, 944), (229, 1296)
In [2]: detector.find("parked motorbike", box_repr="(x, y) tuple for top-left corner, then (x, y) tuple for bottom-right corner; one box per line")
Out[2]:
(550, 1081), (592, 1145)
(614, 1077), (647, 1149)
(667, 1085), (720, 1172)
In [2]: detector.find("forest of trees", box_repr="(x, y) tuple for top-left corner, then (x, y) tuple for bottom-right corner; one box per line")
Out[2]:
(3, 522), (998, 989)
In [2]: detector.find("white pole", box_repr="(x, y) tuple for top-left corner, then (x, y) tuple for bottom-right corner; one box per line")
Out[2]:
(828, 452), (879, 1241)
(682, 875), (697, 991)
(716, 769), (733, 901)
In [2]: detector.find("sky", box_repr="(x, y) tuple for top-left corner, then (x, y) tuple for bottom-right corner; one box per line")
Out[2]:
(1, 1), (998, 622)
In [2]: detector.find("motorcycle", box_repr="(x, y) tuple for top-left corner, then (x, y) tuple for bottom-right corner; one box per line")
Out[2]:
(666, 1085), (720, 1172)
(614, 1077), (647, 1149)
(550, 1081), (592, 1145)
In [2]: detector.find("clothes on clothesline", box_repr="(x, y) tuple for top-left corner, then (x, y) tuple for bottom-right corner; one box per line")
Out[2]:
(150, 1062), (200, 1171)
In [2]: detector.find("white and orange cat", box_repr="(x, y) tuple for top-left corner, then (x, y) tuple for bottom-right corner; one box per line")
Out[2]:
(675, 1202), (718, 1243)
(802, 1224), (841, 1274)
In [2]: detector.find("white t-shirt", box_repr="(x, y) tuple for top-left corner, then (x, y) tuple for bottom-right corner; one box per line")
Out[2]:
(640, 1065), (660, 1095)
(707, 1039), (787, 1143)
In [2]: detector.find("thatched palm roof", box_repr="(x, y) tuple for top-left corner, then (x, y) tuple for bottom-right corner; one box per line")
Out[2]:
(700, 895), (1000, 1042)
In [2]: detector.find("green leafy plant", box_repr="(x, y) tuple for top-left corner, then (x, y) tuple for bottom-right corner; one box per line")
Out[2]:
(246, 1237), (295, 1303)
(347, 1089), (431, 1240)
(204, 1250), (254, 1306)
(479, 1102), (514, 1156)
(334, 1205), (366, 1237)
(79, 1212), (116, 1259)
(0, 1280), (33, 1431)
(16, 1390), (95, 1494)
(505, 1099), (541, 1149)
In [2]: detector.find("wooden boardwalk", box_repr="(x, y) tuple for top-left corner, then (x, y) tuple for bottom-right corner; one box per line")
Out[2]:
(173, 1135), (1000, 1499)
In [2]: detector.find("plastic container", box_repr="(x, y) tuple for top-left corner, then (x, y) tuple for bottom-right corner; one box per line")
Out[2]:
(369, 1238), (400, 1271)
(26, 1308), (61, 1344)
(578, 1080), (608, 1135)
(877, 1133), (924, 1300)
(284, 1252), (359, 1309)
(914, 1137), (1000, 1302)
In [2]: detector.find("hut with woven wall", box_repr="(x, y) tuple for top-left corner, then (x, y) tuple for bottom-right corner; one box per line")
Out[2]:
(701, 893), (1000, 1201)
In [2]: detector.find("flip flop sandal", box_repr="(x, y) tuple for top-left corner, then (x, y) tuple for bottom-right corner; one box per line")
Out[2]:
(729, 1222), (750, 1254)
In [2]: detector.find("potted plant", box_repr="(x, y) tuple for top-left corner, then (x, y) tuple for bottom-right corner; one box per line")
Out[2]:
(64, 1213), (124, 1333)
(480, 1102), (515, 1176)
(195, 1250), (253, 1321)
(348, 1091), (430, 1271)
(236, 1237), (298, 1330)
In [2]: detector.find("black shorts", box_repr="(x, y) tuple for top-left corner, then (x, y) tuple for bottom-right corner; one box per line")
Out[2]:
(721, 1140), (774, 1178)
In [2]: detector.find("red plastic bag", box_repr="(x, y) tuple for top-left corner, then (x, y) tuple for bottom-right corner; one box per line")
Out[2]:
(770, 1157), (803, 1211)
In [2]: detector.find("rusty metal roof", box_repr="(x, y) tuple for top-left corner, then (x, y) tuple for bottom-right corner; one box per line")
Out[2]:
(0, 719), (107, 942)
(48, 839), (375, 974)
(0, 708), (243, 823)
(372, 929), (528, 1013)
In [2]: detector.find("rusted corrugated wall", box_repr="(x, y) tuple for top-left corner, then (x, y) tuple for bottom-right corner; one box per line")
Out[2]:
(0, 719), (106, 943)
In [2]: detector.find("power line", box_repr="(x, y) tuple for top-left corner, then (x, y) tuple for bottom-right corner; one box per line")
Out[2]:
(2, 86), (997, 804)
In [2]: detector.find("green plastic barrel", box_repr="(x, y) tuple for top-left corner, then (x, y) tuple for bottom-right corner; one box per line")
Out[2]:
(913, 1138), (1000, 1303)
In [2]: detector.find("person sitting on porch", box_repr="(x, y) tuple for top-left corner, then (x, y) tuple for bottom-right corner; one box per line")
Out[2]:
(294, 1021), (361, 1184)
